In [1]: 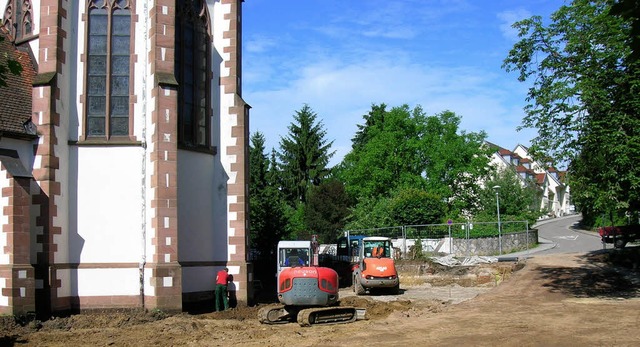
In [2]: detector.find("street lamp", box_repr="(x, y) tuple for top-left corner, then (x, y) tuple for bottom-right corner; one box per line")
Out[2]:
(493, 185), (502, 255)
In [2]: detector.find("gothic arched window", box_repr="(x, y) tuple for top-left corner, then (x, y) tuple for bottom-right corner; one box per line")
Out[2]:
(85, 0), (132, 138)
(1, 0), (34, 42)
(175, 0), (211, 149)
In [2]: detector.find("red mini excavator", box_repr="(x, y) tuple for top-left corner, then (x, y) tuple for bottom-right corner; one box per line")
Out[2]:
(258, 236), (359, 326)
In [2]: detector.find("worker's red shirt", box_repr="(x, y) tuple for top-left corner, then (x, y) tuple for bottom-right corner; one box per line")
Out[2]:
(216, 270), (229, 285)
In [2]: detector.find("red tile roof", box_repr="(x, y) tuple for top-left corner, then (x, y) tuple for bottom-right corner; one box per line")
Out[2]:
(558, 171), (567, 183)
(0, 32), (37, 138)
(515, 165), (528, 172)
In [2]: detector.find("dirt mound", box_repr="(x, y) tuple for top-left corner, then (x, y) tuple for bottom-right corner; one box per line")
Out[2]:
(0, 315), (33, 345)
(340, 296), (411, 319)
(38, 310), (167, 331)
(196, 303), (259, 321)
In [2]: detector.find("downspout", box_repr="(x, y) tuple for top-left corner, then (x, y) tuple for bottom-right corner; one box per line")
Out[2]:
(139, 0), (149, 310)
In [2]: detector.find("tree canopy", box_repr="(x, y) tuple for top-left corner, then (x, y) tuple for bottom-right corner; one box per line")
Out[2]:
(611, 0), (640, 60)
(304, 179), (352, 243)
(278, 104), (335, 205)
(249, 132), (288, 261)
(477, 168), (543, 225)
(338, 104), (492, 228)
(421, 111), (494, 215)
(339, 104), (427, 200)
(503, 0), (640, 225)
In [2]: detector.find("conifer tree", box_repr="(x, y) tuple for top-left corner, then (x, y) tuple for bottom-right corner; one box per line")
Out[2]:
(249, 132), (288, 264)
(278, 104), (335, 205)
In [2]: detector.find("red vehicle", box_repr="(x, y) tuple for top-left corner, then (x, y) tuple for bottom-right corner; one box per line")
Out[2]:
(258, 237), (359, 326)
(598, 225), (640, 248)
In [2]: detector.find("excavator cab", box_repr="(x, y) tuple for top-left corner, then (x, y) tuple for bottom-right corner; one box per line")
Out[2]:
(280, 248), (309, 267)
(275, 240), (312, 280)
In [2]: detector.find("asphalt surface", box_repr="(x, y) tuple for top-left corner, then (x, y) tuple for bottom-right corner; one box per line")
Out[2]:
(498, 214), (607, 260)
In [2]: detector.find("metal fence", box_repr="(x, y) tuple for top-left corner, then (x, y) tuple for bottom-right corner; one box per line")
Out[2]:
(342, 220), (533, 259)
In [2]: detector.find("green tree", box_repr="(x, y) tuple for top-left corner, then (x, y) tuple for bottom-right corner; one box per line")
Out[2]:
(249, 132), (269, 194)
(387, 188), (447, 226)
(351, 103), (388, 151)
(343, 196), (394, 231)
(343, 187), (447, 231)
(278, 104), (335, 205)
(476, 168), (543, 225)
(304, 179), (353, 243)
(266, 149), (280, 189)
(503, 0), (640, 225)
(283, 202), (307, 240)
(249, 132), (288, 262)
(611, 0), (640, 60)
(421, 111), (493, 215)
(339, 104), (491, 227)
(339, 104), (427, 200)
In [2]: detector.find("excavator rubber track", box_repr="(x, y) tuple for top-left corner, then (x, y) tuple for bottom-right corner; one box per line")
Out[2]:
(297, 306), (358, 327)
(258, 305), (293, 324)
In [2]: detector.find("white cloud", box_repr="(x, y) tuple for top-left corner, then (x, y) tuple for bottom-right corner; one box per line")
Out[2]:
(245, 34), (278, 53)
(497, 9), (532, 41)
(242, 1), (561, 166)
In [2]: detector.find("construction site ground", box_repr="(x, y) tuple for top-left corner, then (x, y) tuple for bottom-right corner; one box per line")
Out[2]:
(2, 247), (640, 346)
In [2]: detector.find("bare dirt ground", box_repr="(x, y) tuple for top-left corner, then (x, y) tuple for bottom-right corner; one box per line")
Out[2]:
(2, 247), (640, 347)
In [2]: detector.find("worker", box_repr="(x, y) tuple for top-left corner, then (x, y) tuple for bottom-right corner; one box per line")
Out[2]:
(215, 267), (231, 312)
(285, 249), (305, 267)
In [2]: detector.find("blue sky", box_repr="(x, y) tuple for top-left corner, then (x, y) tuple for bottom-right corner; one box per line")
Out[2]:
(242, 0), (565, 166)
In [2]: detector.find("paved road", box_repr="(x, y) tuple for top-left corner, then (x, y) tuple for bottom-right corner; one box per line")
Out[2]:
(501, 214), (606, 259)
(535, 214), (604, 255)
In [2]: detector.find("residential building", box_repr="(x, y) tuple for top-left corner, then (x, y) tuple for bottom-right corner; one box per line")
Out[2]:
(0, 0), (251, 316)
(489, 142), (572, 217)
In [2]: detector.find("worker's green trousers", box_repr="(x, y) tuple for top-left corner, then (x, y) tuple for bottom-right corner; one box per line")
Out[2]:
(215, 284), (228, 311)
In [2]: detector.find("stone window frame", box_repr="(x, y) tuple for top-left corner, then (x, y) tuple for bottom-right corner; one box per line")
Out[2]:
(1, 0), (36, 44)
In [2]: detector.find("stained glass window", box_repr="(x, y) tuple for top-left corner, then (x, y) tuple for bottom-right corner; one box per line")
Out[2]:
(176, 0), (210, 149)
(85, 0), (131, 138)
